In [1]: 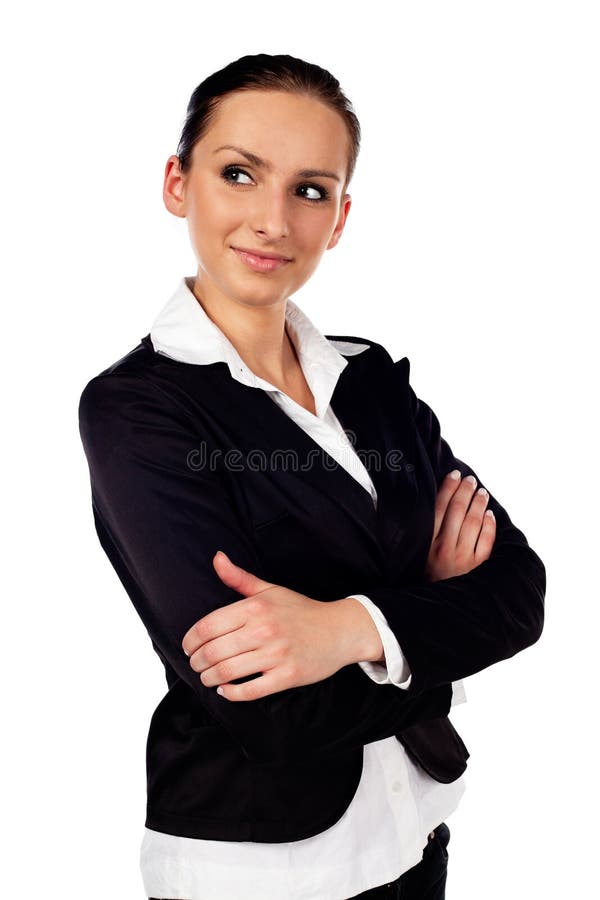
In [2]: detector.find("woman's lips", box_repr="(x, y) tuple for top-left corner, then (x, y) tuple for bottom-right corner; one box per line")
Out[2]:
(231, 247), (291, 273)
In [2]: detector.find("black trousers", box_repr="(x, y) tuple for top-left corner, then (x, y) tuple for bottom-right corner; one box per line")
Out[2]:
(149, 821), (450, 900)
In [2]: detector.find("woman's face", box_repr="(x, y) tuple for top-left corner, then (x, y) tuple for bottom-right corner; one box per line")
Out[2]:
(163, 89), (352, 310)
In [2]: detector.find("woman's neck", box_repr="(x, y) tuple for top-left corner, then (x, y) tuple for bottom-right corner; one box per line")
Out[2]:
(191, 277), (299, 388)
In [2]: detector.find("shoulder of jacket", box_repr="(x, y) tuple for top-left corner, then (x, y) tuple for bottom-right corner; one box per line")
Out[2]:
(78, 336), (185, 425)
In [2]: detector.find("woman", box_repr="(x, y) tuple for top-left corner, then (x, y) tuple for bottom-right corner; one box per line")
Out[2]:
(78, 53), (545, 900)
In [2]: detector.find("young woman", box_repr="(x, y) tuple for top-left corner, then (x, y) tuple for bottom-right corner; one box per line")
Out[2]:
(78, 53), (545, 900)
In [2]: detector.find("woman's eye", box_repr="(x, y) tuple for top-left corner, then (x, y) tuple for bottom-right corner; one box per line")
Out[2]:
(221, 166), (329, 203)
(299, 184), (329, 203)
(221, 165), (253, 186)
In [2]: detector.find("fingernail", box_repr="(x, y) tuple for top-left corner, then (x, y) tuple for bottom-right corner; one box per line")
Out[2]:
(448, 469), (461, 480)
(485, 509), (495, 519)
(477, 487), (488, 496)
(465, 475), (477, 485)
(216, 686), (225, 696)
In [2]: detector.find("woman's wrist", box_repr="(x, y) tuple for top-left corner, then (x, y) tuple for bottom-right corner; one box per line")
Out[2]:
(331, 596), (386, 666)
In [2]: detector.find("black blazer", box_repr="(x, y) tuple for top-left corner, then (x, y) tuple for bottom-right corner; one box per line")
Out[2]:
(78, 332), (545, 842)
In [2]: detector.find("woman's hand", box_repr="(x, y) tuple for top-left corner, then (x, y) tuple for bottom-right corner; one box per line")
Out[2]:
(425, 469), (497, 582)
(181, 551), (369, 702)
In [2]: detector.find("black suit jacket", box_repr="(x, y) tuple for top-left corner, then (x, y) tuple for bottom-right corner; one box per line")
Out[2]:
(78, 333), (545, 841)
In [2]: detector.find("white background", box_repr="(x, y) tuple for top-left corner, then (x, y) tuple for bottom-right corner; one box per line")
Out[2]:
(3, 1), (598, 897)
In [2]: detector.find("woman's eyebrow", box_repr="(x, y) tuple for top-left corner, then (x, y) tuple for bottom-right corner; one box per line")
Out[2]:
(213, 144), (341, 182)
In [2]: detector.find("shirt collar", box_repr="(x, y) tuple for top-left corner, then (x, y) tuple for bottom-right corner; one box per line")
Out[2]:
(150, 276), (370, 419)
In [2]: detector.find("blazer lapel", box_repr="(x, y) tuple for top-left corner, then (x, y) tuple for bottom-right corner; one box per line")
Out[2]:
(203, 362), (382, 543)
(329, 353), (419, 548)
(143, 336), (418, 554)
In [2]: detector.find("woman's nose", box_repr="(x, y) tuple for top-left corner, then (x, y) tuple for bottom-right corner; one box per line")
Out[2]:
(249, 188), (290, 240)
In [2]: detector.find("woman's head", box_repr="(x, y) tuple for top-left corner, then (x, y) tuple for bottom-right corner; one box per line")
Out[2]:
(163, 54), (361, 312)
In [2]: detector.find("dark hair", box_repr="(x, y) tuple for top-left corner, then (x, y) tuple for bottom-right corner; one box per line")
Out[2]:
(176, 53), (361, 193)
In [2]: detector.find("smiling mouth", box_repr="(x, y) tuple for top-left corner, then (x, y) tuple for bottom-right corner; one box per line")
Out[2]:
(231, 247), (292, 273)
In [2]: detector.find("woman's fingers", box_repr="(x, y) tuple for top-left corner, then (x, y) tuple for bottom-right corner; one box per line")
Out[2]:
(431, 469), (463, 543)
(455, 482), (490, 552)
(427, 471), (497, 581)
(455, 484), (497, 564)
(437, 474), (480, 549)
(215, 666), (291, 702)
(474, 507), (496, 565)
(201, 649), (269, 691)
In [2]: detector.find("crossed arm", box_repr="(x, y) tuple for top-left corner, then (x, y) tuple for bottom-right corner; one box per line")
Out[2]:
(183, 468), (499, 701)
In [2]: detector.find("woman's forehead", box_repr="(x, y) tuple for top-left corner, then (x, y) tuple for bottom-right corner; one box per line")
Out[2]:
(196, 90), (349, 170)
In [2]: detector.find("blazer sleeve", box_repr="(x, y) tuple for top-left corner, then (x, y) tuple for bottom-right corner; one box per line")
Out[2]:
(78, 372), (454, 766)
(350, 596), (466, 706)
(360, 352), (546, 696)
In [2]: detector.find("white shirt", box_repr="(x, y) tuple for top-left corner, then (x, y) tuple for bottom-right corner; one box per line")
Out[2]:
(140, 276), (467, 900)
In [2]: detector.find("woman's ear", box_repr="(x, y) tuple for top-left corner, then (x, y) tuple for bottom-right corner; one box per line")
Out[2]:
(163, 154), (187, 219)
(327, 194), (352, 251)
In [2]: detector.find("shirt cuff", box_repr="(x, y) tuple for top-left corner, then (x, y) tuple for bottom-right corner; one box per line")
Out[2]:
(450, 679), (467, 706)
(346, 594), (412, 689)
